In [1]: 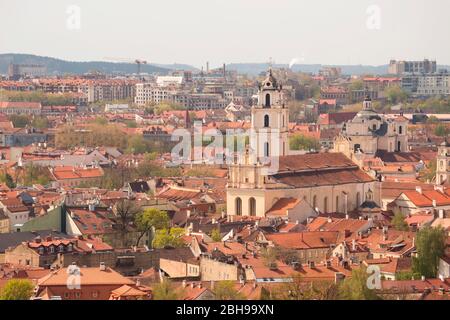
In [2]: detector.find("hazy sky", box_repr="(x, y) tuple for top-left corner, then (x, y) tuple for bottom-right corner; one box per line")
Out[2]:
(1, 0), (449, 68)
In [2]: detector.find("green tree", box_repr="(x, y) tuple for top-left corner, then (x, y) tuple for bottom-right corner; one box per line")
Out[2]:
(210, 228), (222, 242)
(115, 199), (141, 235)
(391, 211), (409, 231)
(412, 226), (446, 278)
(434, 124), (449, 137)
(338, 267), (381, 300)
(395, 270), (421, 281)
(384, 85), (408, 105)
(152, 279), (181, 300)
(153, 227), (185, 249)
(289, 134), (320, 151)
(261, 247), (278, 269)
(92, 116), (108, 125)
(0, 172), (16, 188)
(8, 114), (30, 128)
(349, 79), (364, 91)
(134, 208), (170, 247)
(22, 163), (51, 186)
(126, 135), (150, 154)
(31, 116), (50, 129)
(0, 279), (34, 300)
(259, 286), (273, 300)
(272, 274), (339, 300)
(214, 281), (244, 300)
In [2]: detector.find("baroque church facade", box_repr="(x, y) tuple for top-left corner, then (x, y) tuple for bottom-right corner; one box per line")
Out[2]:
(333, 95), (409, 167)
(226, 71), (379, 218)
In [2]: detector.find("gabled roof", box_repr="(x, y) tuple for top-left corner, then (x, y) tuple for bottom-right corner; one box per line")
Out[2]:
(0, 231), (69, 253)
(38, 267), (135, 286)
(265, 231), (340, 249)
(265, 198), (301, 216)
(401, 189), (450, 207)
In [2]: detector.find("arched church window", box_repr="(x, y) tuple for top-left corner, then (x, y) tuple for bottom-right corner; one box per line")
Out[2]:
(249, 197), (256, 216)
(356, 192), (361, 208)
(335, 196), (339, 213)
(312, 195), (317, 209)
(399, 126), (403, 134)
(397, 141), (401, 151)
(236, 197), (242, 216)
(264, 142), (269, 157)
(265, 94), (271, 108)
(323, 197), (328, 213)
(264, 114), (270, 128)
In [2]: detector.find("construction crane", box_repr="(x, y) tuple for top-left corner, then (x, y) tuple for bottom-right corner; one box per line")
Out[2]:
(134, 59), (147, 75)
(103, 57), (148, 75)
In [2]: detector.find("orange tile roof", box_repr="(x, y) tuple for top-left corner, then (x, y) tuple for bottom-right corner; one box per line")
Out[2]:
(52, 166), (103, 180)
(266, 198), (301, 216)
(265, 231), (340, 249)
(402, 190), (450, 207)
(38, 267), (135, 286)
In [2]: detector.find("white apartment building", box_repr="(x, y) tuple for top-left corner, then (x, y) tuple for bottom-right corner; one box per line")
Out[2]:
(135, 83), (174, 105)
(416, 73), (450, 95)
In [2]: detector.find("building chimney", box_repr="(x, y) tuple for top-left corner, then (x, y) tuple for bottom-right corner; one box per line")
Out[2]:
(352, 239), (356, 251)
(416, 186), (422, 194)
(432, 199), (437, 208)
(99, 262), (106, 271)
(345, 214), (349, 220)
(182, 280), (187, 288)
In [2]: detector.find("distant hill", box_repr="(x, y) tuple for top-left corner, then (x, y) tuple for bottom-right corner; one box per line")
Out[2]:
(227, 63), (450, 76)
(2, 54), (448, 77)
(226, 63), (389, 76)
(0, 53), (171, 75)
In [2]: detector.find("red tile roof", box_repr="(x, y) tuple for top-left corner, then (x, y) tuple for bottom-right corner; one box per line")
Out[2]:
(265, 231), (340, 249)
(266, 198), (301, 216)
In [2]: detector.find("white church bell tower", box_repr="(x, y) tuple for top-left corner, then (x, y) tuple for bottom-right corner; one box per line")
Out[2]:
(250, 69), (290, 159)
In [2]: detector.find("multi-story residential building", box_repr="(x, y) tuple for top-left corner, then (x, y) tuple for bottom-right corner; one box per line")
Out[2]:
(135, 83), (227, 109)
(401, 72), (450, 95)
(389, 59), (437, 75)
(0, 101), (42, 115)
(8, 63), (46, 80)
(416, 72), (450, 95)
(134, 83), (174, 105)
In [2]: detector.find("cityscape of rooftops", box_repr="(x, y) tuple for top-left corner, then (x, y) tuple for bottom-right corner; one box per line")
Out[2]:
(0, 0), (449, 312)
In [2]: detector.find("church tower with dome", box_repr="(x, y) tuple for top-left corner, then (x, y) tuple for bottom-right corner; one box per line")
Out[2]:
(333, 94), (409, 166)
(250, 68), (290, 159)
